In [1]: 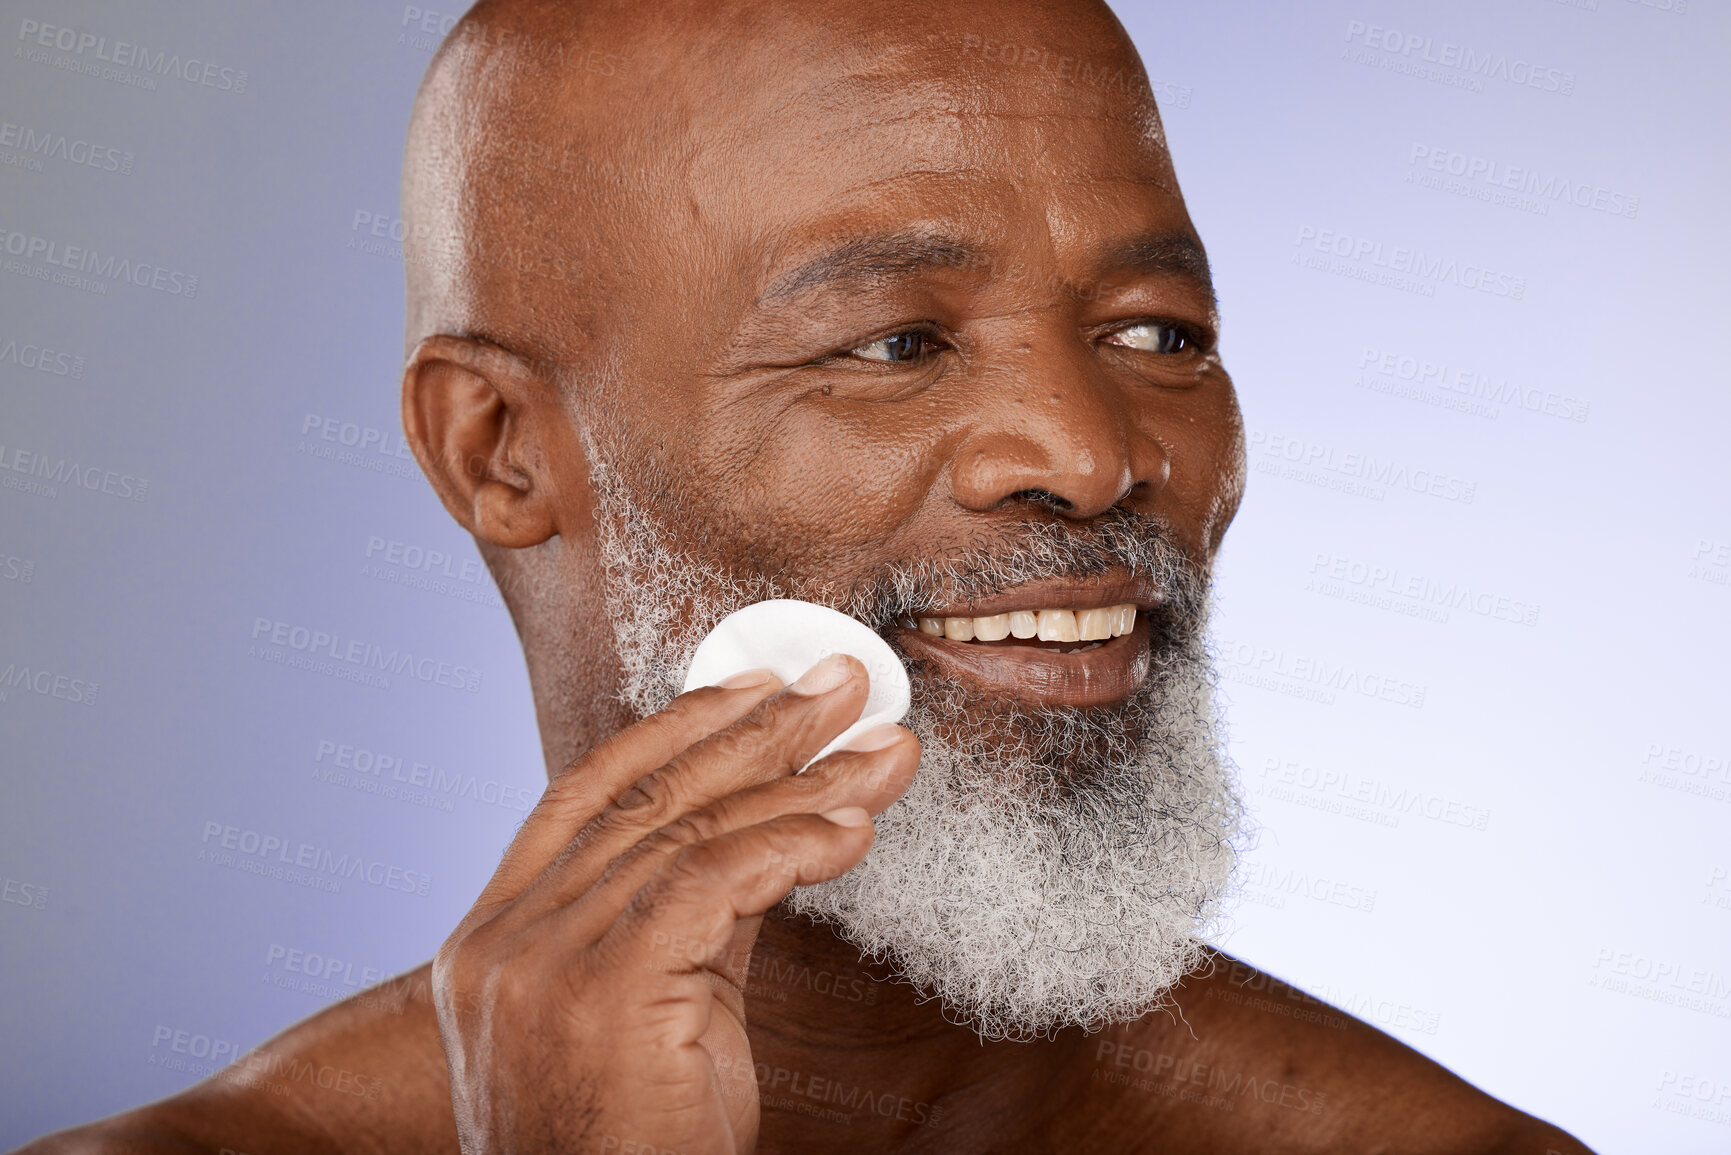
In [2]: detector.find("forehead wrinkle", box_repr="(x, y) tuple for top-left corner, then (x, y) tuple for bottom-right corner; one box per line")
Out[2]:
(697, 59), (1166, 182)
(793, 103), (1161, 166)
(787, 51), (1160, 124)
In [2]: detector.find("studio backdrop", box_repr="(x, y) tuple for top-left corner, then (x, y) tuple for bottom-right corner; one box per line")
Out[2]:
(1, 1), (1726, 1151)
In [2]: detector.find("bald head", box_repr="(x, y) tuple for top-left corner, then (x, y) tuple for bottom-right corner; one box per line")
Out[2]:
(401, 0), (1176, 374)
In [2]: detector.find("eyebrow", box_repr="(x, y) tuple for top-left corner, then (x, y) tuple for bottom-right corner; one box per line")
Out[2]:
(1099, 232), (1215, 304)
(761, 232), (983, 304)
(757, 228), (1215, 306)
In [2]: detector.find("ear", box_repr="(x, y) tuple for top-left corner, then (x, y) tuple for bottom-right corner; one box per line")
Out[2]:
(401, 336), (559, 549)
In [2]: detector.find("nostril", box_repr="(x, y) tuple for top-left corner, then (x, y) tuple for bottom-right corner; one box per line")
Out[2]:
(1009, 488), (1074, 515)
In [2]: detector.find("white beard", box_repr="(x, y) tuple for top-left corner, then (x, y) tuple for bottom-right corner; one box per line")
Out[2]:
(582, 435), (1242, 1041)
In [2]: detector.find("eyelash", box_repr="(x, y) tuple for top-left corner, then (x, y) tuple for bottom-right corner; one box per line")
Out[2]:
(834, 325), (949, 365)
(837, 319), (1208, 364)
(1106, 318), (1211, 354)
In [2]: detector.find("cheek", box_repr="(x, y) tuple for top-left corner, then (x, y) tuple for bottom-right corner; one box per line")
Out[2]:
(703, 407), (951, 568)
(1190, 386), (1247, 555)
(1137, 381), (1243, 555)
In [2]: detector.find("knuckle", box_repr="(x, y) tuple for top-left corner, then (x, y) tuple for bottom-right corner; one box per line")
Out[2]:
(537, 767), (586, 809)
(660, 807), (723, 849)
(697, 721), (776, 773)
(547, 751), (586, 787)
(620, 813), (707, 872)
(665, 838), (728, 889)
(653, 688), (734, 734)
(436, 925), (495, 981)
(433, 927), (481, 981)
(432, 941), (495, 1023)
(776, 768), (831, 803)
(712, 701), (833, 774)
(605, 769), (680, 826)
(658, 690), (715, 720)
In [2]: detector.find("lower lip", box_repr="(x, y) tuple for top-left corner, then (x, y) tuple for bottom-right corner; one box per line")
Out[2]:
(890, 616), (1152, 707)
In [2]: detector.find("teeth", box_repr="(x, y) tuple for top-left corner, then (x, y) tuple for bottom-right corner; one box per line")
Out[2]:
(910, 603), (1138, 644)
(1036, 609), (1079, 642)
(1076, 607), (1114, 641)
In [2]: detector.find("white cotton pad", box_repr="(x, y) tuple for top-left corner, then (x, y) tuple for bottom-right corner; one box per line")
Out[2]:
(680, 599), (911, 770)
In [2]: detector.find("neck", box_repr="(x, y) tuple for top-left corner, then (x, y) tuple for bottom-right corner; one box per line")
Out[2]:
(744, 907), (1089, 1128)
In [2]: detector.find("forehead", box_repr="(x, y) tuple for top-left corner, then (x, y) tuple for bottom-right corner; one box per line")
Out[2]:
(671, 18), (1187, 271)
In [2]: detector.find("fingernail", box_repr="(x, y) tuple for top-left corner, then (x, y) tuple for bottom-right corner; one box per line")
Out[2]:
(718, 668), (777, 689)
(822, 806), (871, 828)
(789, 653), (854, 696)
(839, 724), (904, 753)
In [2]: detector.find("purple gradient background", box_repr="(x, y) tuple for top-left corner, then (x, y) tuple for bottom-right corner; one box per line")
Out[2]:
(2, 1), (1727, 1149)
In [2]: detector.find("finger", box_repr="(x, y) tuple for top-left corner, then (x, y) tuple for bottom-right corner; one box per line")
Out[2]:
(530, 723), (919, 930)
(474, 671), (784, 909)
(519, 653), (873, 906)
(594, 809), (877, 991)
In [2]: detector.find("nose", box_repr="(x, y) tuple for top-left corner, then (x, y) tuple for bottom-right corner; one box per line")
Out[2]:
(947, 341), (1170, 520)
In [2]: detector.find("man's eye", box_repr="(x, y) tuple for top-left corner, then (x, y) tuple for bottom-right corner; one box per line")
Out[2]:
(850, 331), (938, 363)
(1104, 321), (1194, 355)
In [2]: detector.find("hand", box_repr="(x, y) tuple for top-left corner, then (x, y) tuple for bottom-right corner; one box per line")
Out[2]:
(431, 654), (920, 1154)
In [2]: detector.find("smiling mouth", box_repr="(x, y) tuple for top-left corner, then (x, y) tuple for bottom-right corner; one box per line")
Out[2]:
(901, 604), (1139, 651)
(887, 597), (1154, 707)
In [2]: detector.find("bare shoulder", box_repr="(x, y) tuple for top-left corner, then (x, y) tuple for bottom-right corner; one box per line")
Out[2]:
(11, 964), (458, 1155)
(1058, 950), (1596, 1154)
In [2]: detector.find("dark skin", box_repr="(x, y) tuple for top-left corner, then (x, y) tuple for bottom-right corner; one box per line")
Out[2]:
(19, 0), (1592, 1151)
